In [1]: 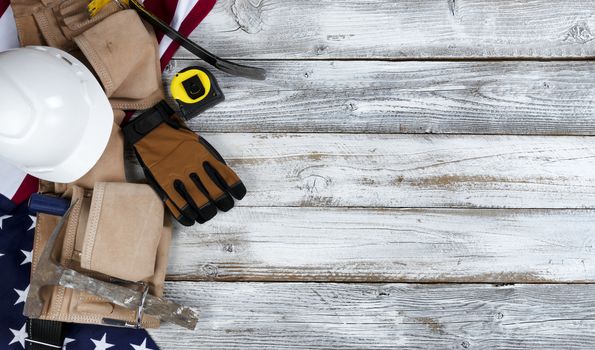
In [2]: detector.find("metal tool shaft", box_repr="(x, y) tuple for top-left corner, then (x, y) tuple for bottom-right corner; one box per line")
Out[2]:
(60, 270), (198, 330)
(128, 0), (266, 80)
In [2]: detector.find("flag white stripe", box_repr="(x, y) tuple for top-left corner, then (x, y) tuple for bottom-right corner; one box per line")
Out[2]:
(0, 6), (18, 52)
(158, 0), (199, 57)
(0, 161), (27, 200)
(0, 6), (27, 199)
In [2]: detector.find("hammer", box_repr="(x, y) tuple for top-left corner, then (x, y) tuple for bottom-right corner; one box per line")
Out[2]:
(24, 201), (199, 330)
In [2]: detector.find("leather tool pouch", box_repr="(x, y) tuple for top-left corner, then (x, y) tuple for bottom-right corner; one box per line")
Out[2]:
(81, 182), (164, 282)
(31, 183), (171, 328)
(10, 0), (119, 50)
(72, 9), (164, 110)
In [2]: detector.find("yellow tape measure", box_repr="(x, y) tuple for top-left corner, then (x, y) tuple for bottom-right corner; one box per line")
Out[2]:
(170, 67), (224, 120)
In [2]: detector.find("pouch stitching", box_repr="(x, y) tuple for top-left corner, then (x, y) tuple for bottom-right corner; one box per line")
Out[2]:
(73, 35), (115, 95)
(59, 0), (119, 34)
(34, 7), (70, 49)
(82, 182), (105, 270)
(52, 188), (84, 319)
(62, 187), (83, 262)
(47, 286), (65, 319)
(32, 214), (44, 272)
(33, 11), (55, 44)
(109, 89), (164, 110)
(13, 17), (31, 47)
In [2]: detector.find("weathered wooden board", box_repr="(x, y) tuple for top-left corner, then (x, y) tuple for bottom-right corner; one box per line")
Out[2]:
(179, 0), (595, 59)
(164, 60), (595, 135)
(167, 207), (595, 283)
(150, 282), (595, 349)
(127, 133), (595, 209)
(154, 1), (595, 348)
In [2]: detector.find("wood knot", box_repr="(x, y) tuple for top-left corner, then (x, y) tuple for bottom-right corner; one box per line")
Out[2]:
(202, 264), (219, 278)
(231, 0), (265, 34)
(164, 61), (176, 74)
(314, 45), (328, 55)
(344, 102), (358, 112)
(301, 175), (330, 194)
(564, 22), (594, 44)
(377, 290), (390, 297)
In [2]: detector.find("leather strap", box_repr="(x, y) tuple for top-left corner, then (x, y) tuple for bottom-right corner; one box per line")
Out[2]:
(26, 319), (64, 350)
(122, 101), (179, 145)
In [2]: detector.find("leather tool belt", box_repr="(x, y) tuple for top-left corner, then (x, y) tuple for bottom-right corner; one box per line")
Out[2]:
(32, 182), (172, 329)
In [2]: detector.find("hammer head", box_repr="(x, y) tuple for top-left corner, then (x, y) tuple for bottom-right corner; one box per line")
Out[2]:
(24, 203), (74, 318)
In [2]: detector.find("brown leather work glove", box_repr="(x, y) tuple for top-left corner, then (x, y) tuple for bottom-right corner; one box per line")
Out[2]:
(122, 101), (247, 226)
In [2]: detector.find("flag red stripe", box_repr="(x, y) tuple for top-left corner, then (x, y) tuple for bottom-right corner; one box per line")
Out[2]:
(0, 0), (10, 16)
(143, 0), (178, 42)
(159, 0), (216, 70)
(11, 175), (38, 205)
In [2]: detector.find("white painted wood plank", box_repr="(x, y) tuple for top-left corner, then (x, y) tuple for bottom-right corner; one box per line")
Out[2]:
(167, 207), (595, 282)
(128, 133), (595, 208)
(180, 0), (595, 59)
(151, 282), (595, 349)
(164, 60), (595, 135)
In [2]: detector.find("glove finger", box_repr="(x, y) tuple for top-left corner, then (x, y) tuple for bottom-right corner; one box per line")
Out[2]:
(164, 198), (194, 227)
(203, 162), (240, 211)
(228, 180), (247, 201)
(166, 180), (199, 223)
(190, 172), (233, 212)
(181, 177), (218, 222)
(175, 180), (216, 223)
(139, 163), (197, 225)
(204, 161), (247, 201)
(198, 136), (247, 200)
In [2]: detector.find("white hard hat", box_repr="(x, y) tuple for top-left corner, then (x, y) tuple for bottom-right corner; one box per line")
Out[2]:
(0, 46), (113, 183)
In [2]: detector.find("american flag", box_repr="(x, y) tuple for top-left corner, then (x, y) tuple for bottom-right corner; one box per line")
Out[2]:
(0, 0), (216, 348)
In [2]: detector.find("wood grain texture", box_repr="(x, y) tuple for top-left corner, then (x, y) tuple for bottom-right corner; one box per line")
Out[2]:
(166, 207), (595, 282)
(180, 0), (595, 59)
(150, 282), (595, 349)
(164, 60), (595, 135)
(127, 133), (595, 209)
(153, 1), (595, 347)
